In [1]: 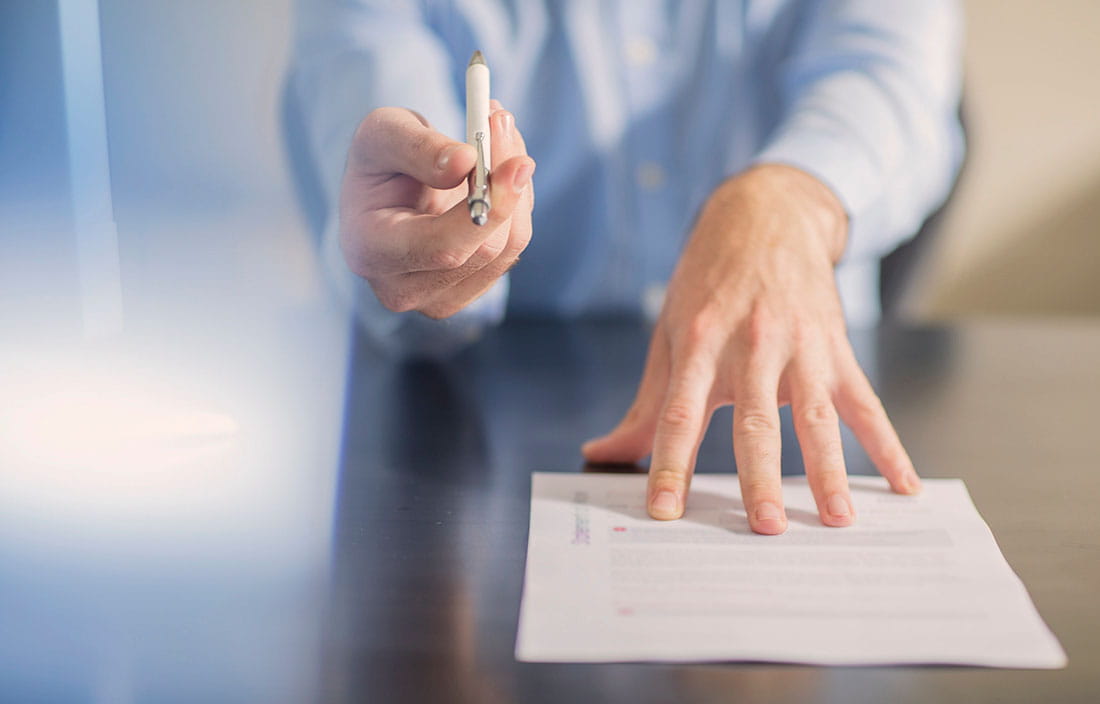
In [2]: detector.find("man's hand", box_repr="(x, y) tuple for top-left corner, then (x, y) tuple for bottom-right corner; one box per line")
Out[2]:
(339, 104), (535, 319)
(582, 165), (921, 534)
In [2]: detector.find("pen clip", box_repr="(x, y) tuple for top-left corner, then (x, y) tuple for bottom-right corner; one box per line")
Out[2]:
(468, 131), (491, 225)
(474, 131), (489, 186)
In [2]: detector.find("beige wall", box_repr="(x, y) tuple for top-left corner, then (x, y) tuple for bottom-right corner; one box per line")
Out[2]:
(908, 0), (1100, 319)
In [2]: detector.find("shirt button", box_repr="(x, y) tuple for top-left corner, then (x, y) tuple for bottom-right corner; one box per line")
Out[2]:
(625, 36), (657, 67)
(636, 161), (666, 191)
(643, 283), (666, 322)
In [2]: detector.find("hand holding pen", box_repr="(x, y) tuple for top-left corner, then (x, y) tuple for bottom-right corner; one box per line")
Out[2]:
(338, 51), (535, 319)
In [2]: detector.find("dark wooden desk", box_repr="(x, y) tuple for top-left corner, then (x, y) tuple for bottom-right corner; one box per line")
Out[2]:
(325, 319), (1100, 703)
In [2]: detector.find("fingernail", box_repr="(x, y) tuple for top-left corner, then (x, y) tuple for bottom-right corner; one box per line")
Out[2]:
(650, 490), (680, 519)
(755, 502), (782, 523)
(580, 438), (598, 455)
(497, 111), (515, 138)
(513, 161), (534, 191)
(492, 113), (514, 149)
(827, 493), (851, 519)
(436, 144), (460, 171)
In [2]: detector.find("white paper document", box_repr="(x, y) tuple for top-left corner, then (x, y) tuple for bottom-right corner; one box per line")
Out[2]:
(516, 473), (1065, 668)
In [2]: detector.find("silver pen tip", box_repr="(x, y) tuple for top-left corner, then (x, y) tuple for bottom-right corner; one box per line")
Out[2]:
(470, 201), (489, 226)
(469, 50), (485, 67)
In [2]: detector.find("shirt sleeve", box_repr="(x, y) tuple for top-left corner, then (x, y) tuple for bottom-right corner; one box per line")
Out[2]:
(752, 0), (965, 263)
(289, 0), (508, 358)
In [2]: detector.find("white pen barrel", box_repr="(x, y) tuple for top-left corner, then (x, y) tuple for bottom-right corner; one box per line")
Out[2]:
(465, 61), (491, 167)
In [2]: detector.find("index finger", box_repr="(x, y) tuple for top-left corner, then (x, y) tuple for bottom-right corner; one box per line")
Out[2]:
(647, 351), (716, 520)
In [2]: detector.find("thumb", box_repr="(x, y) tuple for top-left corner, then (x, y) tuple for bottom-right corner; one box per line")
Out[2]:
(351, 107), (476, 189)
(581, 419), (655, 465)
(582, 333), (670, 464)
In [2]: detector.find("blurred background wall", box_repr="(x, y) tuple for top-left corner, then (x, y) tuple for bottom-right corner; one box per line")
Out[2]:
(93, 0), (328, 338)
(0, 1), (81, 335)
(96, 0), (296, 217)
(7, 0), (1097, 323)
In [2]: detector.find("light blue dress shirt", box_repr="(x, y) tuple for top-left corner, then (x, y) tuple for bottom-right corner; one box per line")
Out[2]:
(291, 0), (964, 356)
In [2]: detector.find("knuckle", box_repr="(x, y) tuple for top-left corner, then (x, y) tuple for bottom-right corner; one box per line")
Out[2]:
(506, 224), (532, 257)
(797, 401), (837, 428)
(680, 312), (716, 353)
(849, 391), (886, 424)
(376, 287), (418, 314)
(744, 302), (776, 352)
(474, 235), (506, 263)
(790, 314), (814, 350)
(357, 107), (393, 145)
(421, 302), (459, 320)
(356, 110), (380, 141)
(342, 248), (371, 279)
(517, 226), (533, 251)
(736, 409), (777, 437)
(428, 246), (469, 271)
(339, 228), (372, 278)
(659, 401), (697, 433)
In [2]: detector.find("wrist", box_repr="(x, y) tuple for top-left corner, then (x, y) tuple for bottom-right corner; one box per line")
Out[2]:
(713, 164), (849, 265)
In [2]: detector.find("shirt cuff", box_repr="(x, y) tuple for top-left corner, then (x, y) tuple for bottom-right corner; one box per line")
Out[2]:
(749, 73), (904, 264)
(752, 123), (880, 230)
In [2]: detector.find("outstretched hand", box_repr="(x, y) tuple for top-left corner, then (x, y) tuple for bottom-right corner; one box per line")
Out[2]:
(583, 165), (920, 534)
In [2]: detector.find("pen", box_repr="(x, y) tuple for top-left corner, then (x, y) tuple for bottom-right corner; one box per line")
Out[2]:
(466, 50), (491, 225)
